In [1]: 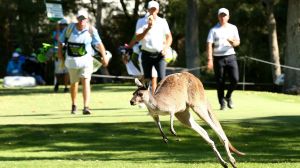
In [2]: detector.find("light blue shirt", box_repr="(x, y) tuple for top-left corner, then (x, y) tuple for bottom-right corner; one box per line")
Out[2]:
(59, 23), (103, 69)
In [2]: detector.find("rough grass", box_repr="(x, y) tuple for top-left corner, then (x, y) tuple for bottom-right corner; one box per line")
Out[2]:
(0, 83), (299, 168)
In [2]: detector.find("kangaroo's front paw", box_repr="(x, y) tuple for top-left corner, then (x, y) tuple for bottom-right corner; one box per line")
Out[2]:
(170, 128), (177, 136)
(163, 138), (168, 143)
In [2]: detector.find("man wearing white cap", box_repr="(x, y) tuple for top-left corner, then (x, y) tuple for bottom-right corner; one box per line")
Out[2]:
(135, 0), (172, 92)
(206, 8), (240, 110)
(58, 9), (109, 115)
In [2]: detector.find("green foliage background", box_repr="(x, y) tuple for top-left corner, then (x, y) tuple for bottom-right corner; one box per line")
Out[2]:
(0, 0), (288, 85)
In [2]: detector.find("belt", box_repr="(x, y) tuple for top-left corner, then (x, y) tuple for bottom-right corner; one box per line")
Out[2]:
(68, 54), (84, 57)
(213, 54), (235, 58)
(141, 50), (161, 55)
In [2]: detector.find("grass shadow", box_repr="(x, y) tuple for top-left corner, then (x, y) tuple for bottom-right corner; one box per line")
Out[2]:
(0, 114), (52, 117)
(0, 115), (299, 163)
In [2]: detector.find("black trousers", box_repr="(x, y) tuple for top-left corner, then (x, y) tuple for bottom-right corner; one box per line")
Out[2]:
(213, 54), (239, 105)
(141, 50), (166, 82)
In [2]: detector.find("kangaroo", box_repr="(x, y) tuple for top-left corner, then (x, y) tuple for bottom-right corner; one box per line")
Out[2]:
(130, 72), (245, 168)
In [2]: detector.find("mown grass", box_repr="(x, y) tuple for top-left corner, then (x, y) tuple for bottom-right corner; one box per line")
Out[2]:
(0, 83), (300, 168)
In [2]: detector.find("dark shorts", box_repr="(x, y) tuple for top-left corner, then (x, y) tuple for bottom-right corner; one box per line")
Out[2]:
(141, 50), (166, 80)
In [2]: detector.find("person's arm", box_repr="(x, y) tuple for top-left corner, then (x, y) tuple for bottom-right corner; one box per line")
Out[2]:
(91, 27), (109, 67)
(206, 28), (215, 71)
(57, 43), (64, 60)
(227, 25), (240, 47)
(95, 43), (109, 67)
(161, 32), (172, 56)
(126, 35), (137, 49)
(206, 42), (213, 70)
(135, 27), (151, 42)
(135, 16), (153, 41)
(161, 19), (173, 56)
(57, 27), (67, 61)
(6, 61), (12, 75)
(227, 38), (240, 47)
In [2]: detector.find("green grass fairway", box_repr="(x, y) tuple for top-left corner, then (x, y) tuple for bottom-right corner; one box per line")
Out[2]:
(0, 84), (300, 168)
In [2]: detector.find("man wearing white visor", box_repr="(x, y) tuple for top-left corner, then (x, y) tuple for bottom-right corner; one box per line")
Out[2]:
(135, 0), (173, 92)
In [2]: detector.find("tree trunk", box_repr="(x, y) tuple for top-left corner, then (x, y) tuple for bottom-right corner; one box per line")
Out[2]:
(262, 0), (281, 83)
(185, 0), (199, 77)
(95, 0), (111, 83)
(96, 0), (103, 31)
(284, 0), (300, 94)
(120, 0), (130, 20)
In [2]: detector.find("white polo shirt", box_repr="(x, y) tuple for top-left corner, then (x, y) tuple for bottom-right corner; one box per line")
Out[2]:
(207, 23), (240, 56)
(136, 15), (170, 53)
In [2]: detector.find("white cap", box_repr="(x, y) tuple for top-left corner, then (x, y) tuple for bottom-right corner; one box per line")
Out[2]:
(218, 8), (229, 16)
(58, 18), (68, 25)
(77, 9), (89, 20)
(148, 1), (159, 9)
(12, 52), (19, 58)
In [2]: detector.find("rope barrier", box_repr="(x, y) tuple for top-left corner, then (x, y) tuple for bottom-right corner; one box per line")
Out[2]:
(166, 66), (207, 72)
(92, 74), (135, 80)
(92, 66), (208, 80)
(91, 56), (299, 85)
(245, 56), (300, 71)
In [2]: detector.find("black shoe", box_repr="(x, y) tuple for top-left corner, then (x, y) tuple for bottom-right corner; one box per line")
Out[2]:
(225, 98), (234, 109)
(64, 88), (69, 93)
(83, 107), (91, 115)
(71, 105), (77, 114)
(54, 84), (59, 92)
(219, 98), (226, 110)
(220, 104), (226, 110)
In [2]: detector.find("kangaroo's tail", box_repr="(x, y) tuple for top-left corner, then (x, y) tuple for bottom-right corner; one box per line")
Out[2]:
(229, 142), (246, 156)
(207, 101), (246, 156)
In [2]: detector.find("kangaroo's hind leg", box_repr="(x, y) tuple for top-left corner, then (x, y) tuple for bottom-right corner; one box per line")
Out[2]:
(170, 112), (177, 136)
(192, 105), (236, 168)
(175, 110), (228, 168)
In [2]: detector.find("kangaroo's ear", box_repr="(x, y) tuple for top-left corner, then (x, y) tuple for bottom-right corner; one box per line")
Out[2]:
(134, 78), (144, 88)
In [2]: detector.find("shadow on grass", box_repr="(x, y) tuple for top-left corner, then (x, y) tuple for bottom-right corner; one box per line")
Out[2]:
(0, 114), (53, 117)
(0, 87), (54, 96)
(0, 115), (299, 163)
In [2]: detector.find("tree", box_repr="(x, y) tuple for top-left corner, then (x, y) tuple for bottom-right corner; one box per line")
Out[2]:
(262, 0), (282, 83)
(284, 0), (300, 94)
(185, 0), (199, 76)
(0, 0), (290, 88)
(0, 0), (49, 77)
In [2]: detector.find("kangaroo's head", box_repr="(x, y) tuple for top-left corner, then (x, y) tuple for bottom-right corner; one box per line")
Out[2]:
(130, 78), (150, 105)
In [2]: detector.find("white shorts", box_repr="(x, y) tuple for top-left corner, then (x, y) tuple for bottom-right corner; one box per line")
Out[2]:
(68, 66), (93, 84)
(54, 60), (68, 74)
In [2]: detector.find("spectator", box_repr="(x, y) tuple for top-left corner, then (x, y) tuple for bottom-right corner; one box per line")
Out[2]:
(14, 47), (26, 63)
(53, 18), (69, 92)
(58, 9), (109, 115)
(206, 8), (240, 110)
(124, 36), (158, 94)
(6, 52), (23, 76)
(135, 1), (172, 92)
(22, 53), (46, 85)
